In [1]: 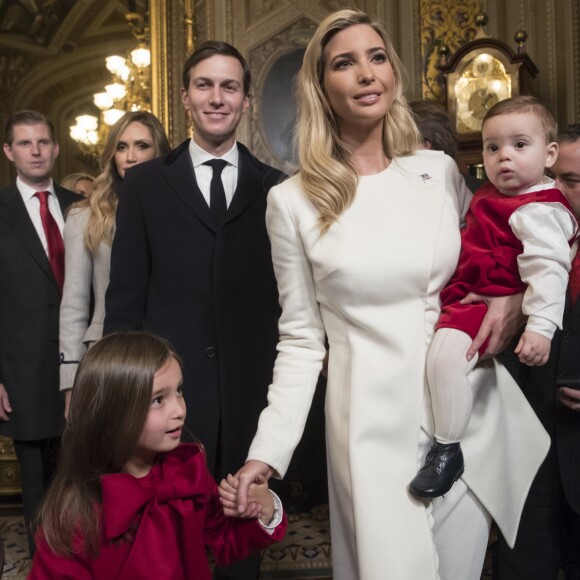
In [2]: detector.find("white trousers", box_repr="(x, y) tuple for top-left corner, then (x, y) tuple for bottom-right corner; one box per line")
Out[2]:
(419, 429), (492, 580)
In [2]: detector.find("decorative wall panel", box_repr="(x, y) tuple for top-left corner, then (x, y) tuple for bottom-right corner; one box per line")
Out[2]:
(419, 0), (482, 102)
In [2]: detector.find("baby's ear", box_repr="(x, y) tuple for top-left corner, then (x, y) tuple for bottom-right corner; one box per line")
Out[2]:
(545, 141), (558, 169)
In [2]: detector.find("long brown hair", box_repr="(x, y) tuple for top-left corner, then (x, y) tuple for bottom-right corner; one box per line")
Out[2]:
(82, 111), (170, 253)
(37, 331), (181, 557)
(297, 9), (421, 233)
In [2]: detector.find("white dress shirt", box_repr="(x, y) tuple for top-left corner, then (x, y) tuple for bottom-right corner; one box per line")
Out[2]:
(188, 140), (239, 208)
(16, 176), (65, 258)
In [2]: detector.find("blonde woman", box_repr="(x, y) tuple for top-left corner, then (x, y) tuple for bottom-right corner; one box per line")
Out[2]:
(59, 111), (170, 416)
(233, 9), (550, 579)
(60, 173), (95, 197)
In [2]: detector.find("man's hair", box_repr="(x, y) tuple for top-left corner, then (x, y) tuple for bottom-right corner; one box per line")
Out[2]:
(5, 110), (56, 145)
(557, 123), (580, 144)
(182, 40), (251, 94)
(409, 100), (457, 160)
(483, 96), (557, 143)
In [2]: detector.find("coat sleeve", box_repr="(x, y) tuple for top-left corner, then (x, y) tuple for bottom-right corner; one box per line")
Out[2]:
(104, 171), (150, 333)
(204, 480), (287, 566)
(247, 181), (327, 477)
(59, 208), (92, 391)
(28, 534), (92, 580)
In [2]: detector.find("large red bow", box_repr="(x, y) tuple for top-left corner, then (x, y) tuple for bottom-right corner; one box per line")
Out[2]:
(100, 445), (213, 540)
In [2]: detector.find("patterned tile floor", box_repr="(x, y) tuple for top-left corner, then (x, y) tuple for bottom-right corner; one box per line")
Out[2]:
(0, 506), (553, 579)
(0, 515), (30, 579)
(0, 508), (333, 580)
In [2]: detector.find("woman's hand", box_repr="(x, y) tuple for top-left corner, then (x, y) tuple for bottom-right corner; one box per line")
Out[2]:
(219, 474), (263, 518)
(235, 460), (274, 516)
(463, 292), (526, 360)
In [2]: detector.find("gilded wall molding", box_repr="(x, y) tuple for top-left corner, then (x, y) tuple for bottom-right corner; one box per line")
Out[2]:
(573, 0), (580, 120)
(419, 0), (482, 102)
(150, 0), (193, 146)
(412, 0), (422, 98)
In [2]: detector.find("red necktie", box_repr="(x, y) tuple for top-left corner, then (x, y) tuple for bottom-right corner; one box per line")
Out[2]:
(569, 248), (580, 306)
(35, 191), (64, 295)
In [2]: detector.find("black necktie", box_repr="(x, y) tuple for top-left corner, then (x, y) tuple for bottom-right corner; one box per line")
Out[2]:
(203, 159), (228, 221)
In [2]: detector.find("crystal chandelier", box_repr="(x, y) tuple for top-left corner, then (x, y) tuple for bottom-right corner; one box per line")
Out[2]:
(70, 6), (150, 161)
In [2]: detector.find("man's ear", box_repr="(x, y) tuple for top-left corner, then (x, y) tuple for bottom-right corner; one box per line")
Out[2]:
(545, 141), (558, 169)
(181, 87), (190, 111)
(242, 93), (250, 114)
(3, 143), (14, 162)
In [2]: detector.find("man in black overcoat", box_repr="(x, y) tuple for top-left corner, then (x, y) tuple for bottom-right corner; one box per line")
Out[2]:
(494, 125), (580, 579)
(0, 111), (79, 554)
(105, 42), (287, 579)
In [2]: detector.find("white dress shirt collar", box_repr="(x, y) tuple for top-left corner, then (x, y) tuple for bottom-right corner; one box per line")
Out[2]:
(188, 139), (239, 168)
(16, 176), (56, 202)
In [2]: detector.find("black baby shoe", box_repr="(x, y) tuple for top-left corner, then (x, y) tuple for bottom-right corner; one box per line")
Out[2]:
(409, 441), (464, 498)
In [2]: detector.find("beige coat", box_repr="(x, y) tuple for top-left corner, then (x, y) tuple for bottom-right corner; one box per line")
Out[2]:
(59, 206), (111, 390)
(248, 151), (549, 579)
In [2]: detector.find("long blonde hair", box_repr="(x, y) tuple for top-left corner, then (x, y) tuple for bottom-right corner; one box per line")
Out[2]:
(297, 9), (421, 233)
(83, 111), (170, 253)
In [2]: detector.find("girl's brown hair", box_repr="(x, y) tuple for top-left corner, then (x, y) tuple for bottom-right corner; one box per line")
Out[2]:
(37, 331), (181, 557)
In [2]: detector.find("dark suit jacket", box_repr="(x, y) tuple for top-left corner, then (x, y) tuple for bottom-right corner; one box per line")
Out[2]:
(0, 183), (79, 440)
(553, 298), (580, 513)
(500, 296), (580, 515)
(105, 140), (285, 477)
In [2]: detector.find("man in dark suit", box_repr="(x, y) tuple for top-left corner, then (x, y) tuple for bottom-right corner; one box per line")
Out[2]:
(105, 42), (285, 579)
(494, 125), (580, 579)
(0, 110), (79, 554)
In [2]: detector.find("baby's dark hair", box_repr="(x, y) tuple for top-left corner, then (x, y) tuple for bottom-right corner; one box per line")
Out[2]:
(483, 95), (558, 143)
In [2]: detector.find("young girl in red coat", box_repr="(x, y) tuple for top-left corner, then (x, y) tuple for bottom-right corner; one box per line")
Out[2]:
(29, 330), (287, 579)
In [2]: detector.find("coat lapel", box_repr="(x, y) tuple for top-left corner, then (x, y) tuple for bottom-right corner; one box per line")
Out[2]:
(161, 140), (218, 233)
(223, 143), (264, 226)
(55, 185), (82, 216)
(0, 185), (54, 283)
(566, 294), (580, 325)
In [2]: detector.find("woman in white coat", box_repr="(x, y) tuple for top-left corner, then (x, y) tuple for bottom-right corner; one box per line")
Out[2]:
(232, 9), (550, 580)
(59, 112), (169, 415)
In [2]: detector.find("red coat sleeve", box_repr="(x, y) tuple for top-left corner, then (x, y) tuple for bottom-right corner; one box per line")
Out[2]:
(28, 533), (92, 580)
(203, 479), (287, 566)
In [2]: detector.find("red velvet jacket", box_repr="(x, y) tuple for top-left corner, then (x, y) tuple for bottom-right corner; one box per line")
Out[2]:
(29, 444), (287, 579)
(437, 183), (573, 344)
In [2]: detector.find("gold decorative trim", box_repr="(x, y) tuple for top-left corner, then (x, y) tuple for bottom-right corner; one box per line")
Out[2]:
(419, 0), (482, 102)
(543, 0), (557, 114)
(150, 0), (170, 139)
(573, 0), (580, 119)
(412, 0), (422, 98)
(150, 0), (194, 146)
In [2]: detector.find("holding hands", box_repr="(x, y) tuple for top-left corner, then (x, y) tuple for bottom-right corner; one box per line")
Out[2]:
(219, 467), (275, 526)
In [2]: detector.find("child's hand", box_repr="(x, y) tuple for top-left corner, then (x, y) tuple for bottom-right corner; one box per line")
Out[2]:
(514, 330), (551, 366)
(219, 474), (263, 519)
(248, 474), (275, 526)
